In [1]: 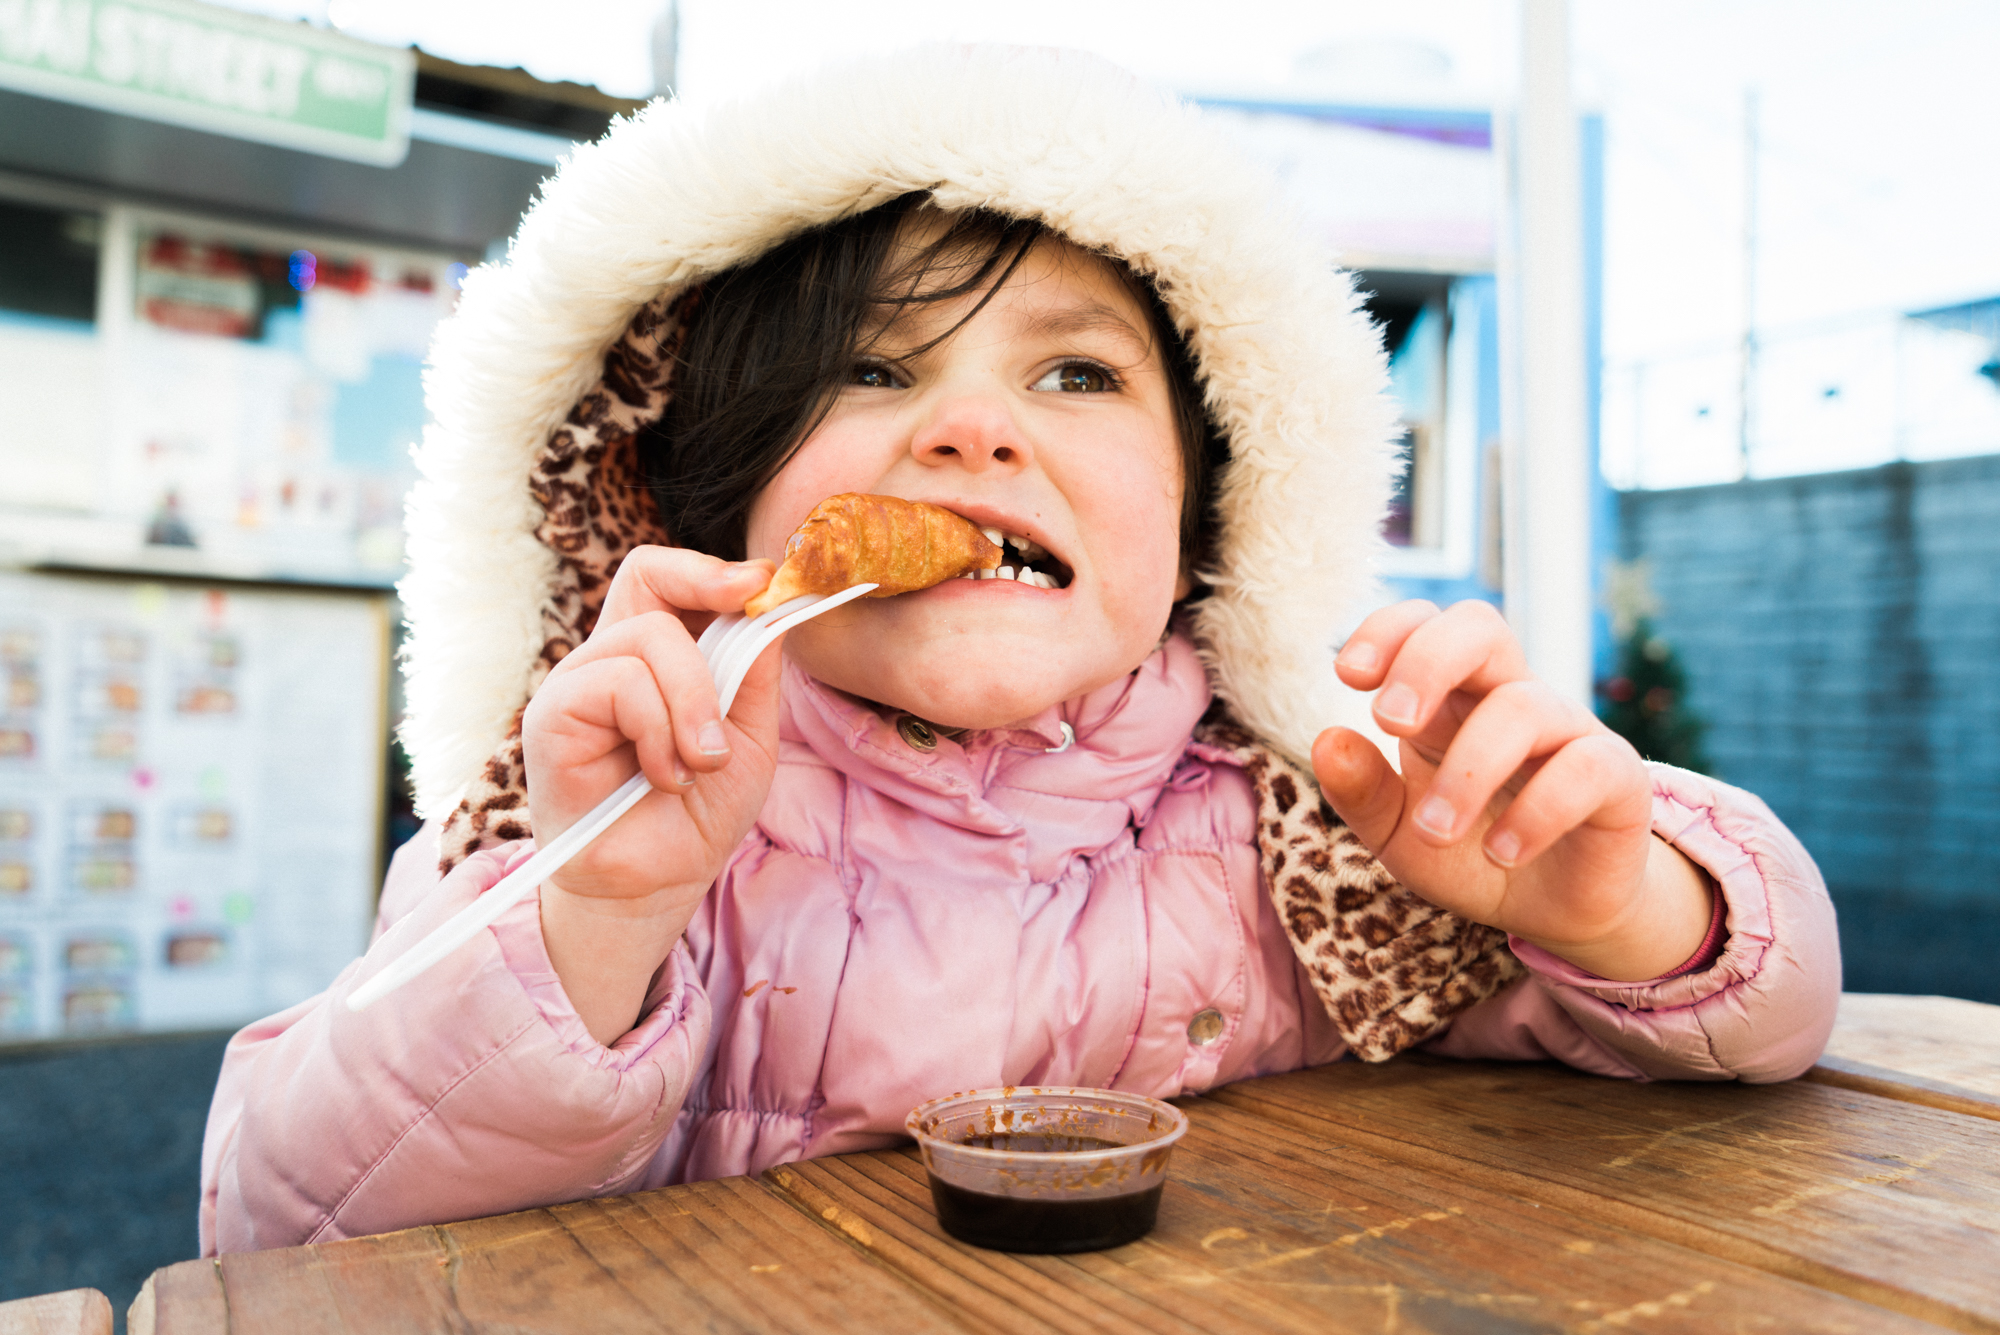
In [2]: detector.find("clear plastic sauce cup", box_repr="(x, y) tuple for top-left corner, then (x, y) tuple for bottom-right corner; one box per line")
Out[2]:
(905, 1086), (1190, 1253)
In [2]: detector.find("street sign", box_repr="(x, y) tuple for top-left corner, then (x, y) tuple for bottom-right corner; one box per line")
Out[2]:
(0, 0), (414, 166)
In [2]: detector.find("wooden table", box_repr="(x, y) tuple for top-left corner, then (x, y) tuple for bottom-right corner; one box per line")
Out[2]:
(7, 995), (1998, 1335)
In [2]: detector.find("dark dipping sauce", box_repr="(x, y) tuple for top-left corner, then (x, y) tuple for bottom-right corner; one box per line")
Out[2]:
(956, 1134), (1123, 1152)
(930, 1133), (1164, 1253)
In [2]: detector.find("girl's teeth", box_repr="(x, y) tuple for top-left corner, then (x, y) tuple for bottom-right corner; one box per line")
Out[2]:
(975, 524), (1049, 563)
(957, 567), (1058, 587)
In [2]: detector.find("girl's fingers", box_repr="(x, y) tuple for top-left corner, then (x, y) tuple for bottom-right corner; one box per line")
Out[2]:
(1311, 726), (1407, 855)
(1366, 600), (1531, 748)
(1333, 600), (1439, 689)
(1408, 678), (1602, 844)
(1479, 732), (1651, 869)
(525, 656), (686, 797)
(597, 545), (777, 630)
(536, 611), (732, 787)
(546, 611), (731, 771)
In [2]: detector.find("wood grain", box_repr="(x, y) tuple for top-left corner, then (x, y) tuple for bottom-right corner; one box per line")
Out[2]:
(766, 1099), (1958, 1335)
(142, 1176), (970, 1334)
(1206, 1056), (2000, 1333)
(130, 1008), (2000, 1335)
(0, 1290), (111, 1335)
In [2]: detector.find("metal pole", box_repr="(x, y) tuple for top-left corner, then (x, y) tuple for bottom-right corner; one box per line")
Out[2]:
(1501, 0), (1593, 706)
(650, 0), (679, 99)
(1739, 87), (1760, 478)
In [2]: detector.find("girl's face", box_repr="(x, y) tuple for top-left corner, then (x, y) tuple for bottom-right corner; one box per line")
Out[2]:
(744, 230), (1189, 730)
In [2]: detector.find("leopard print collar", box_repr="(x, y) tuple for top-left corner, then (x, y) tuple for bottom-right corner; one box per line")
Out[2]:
(1191, 707), (1526, 1061)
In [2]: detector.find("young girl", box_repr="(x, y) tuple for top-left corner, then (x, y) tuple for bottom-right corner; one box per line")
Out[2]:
(200, 46), (1840, 1254)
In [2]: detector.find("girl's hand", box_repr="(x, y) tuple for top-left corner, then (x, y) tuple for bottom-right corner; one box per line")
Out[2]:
(520, 546), (779, 1043)
(1310, 599), (1714, 982)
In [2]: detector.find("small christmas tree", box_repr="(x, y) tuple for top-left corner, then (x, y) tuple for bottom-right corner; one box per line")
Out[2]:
(1598, 617), (1711, 774)
(1597, 560), (1711, 774)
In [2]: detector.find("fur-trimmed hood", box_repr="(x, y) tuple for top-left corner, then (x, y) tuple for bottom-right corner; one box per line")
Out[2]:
(400, 44), (1399, 830)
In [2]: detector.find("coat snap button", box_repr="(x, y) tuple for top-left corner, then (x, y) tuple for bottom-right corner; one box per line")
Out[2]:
(1187, 1008), (1225, 1046)
(896, 715), (938, 752)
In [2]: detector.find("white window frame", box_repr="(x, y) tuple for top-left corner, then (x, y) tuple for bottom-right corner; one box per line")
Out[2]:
(1377, 276), (1481, 580)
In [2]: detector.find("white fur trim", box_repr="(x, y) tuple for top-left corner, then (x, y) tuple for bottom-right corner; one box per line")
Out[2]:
(401, 45), (1397, 818)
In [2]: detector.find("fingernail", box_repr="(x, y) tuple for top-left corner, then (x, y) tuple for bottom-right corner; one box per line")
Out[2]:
(1486, 829), (1522, 867)
(1376, 683), (1420, 728)
(1414, 795), (1455, 839)
(1337, 642), (1378, 672)
(673, 761), (692, 787)
(697, 721), (729, 756)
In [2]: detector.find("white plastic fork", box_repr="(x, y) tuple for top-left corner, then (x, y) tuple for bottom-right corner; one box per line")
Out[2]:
(345, 581), (878, 1013)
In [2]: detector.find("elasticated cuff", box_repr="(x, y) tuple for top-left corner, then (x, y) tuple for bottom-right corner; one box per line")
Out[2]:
(1659, 878), (1728, 979)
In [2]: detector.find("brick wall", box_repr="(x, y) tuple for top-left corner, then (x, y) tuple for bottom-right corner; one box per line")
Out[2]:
(1619, 456), (2000, 1000)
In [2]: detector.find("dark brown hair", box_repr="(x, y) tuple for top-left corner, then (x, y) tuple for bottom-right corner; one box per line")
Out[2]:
(639, 193), (1224, 565)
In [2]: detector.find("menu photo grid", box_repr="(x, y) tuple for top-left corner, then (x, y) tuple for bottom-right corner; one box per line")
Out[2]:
(0, 575), (378, 1040)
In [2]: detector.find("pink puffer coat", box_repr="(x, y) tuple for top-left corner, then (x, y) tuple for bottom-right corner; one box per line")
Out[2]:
(199, 637), (1841, 1255)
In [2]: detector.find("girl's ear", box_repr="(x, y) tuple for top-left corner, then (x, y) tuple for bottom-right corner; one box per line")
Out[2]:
(1173, 566), (1195, 602)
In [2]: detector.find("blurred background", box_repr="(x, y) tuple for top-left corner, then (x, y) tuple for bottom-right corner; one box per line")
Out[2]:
(1, 0), (1996, 1322)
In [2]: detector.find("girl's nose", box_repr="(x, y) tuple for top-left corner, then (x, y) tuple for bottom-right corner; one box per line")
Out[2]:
(908, 390), (1033, 473)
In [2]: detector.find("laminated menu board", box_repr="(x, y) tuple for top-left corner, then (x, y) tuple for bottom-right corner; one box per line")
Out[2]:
(0, 569), (386, 1040)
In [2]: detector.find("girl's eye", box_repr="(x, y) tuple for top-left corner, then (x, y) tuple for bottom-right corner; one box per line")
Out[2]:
(1032, 362), (1115, 394)
(851, 363), (901, 389)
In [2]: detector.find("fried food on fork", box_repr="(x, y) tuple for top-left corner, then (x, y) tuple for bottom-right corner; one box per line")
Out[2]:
(743, 494), (1003, 617)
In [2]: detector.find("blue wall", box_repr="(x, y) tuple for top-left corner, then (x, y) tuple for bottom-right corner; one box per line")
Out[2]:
(1619, 456), (2000, 1001)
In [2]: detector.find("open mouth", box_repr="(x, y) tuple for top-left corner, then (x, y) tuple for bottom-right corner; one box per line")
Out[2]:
(958, 525), (1073, 590)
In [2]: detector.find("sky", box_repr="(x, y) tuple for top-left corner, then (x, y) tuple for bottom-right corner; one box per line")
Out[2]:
(1578, 1), (2000, 359)
(211, 0), (2000, 469)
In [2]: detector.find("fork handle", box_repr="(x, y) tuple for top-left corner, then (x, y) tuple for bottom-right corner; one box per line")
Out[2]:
(345, 773), (652, 1011)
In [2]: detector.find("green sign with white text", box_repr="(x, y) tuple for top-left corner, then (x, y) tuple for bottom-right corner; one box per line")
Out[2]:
(0, 0), (414, 166)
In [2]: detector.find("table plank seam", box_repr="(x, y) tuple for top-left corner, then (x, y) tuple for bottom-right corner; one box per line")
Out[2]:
(582, 1194), (767, 1333)
(539, 1208), (692, 1333)
(1805, 1059), (2000, 1122)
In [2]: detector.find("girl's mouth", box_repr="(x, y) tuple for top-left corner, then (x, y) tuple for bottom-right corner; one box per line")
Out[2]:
(959, 526), (1073, 590)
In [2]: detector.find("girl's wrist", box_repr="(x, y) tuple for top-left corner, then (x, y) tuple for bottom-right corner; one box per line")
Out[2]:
(539, 879), (707, 1046)
(1525, 836), (1717, 982)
